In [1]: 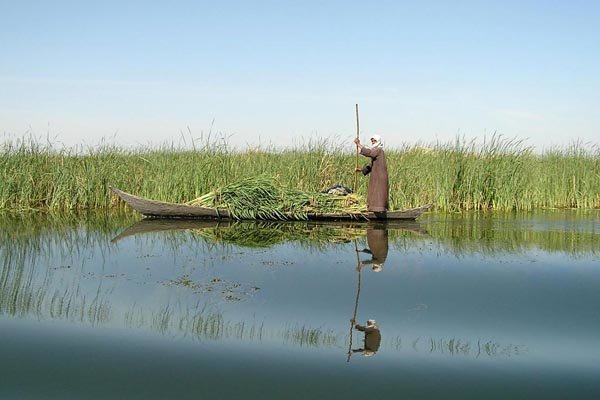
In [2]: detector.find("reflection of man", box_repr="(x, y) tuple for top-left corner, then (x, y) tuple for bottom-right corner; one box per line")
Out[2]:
(359, 228), (388, 272)
(352, 319), (381, 356)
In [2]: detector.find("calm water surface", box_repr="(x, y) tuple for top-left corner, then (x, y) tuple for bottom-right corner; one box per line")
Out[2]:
(1, 211), (599, 399)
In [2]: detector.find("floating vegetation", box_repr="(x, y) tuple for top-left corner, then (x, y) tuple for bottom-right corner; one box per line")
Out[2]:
(186, 175), (367, 220)
(166, 275), (260, 302)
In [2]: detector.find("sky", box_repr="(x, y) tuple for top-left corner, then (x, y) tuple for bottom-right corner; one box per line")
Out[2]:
(1, 0), (599, 151)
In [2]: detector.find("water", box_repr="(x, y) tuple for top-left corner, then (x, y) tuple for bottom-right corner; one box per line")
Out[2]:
(1, 211), (599, 399)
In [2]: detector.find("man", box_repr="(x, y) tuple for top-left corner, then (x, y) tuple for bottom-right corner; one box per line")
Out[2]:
(354, 135), (389, 212)
(352, 319), (382, 356)
(359, 227), (389, 272)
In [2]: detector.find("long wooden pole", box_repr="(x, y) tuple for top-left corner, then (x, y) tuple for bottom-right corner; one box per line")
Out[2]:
(353, 104), (360, 193)
(346, 239), (362, 362)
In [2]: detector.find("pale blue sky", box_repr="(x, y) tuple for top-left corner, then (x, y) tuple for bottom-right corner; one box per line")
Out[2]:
(1, 0), (599, 150)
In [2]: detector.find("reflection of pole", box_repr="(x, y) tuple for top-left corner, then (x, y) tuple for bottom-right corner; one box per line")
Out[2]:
(353, 104), (360, 194)
(347, 239), (362, 362)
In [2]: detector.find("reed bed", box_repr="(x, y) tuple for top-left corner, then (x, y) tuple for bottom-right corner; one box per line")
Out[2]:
(1, 135), (599, 212)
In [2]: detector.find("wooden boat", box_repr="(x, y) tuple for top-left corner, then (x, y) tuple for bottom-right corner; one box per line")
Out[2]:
(110, 186), (432, 221)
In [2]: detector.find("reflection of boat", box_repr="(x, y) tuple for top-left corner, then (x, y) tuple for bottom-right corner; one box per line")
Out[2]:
(110, 219), (233, 242)
(111, 219), (429, 243)
(110, 187), (432, 221)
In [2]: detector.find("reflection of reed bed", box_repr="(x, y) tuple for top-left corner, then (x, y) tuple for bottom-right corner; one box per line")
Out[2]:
(127, 304), (525, 358)
(3, 135), (599, 211)
(429, 338), (526, 357)
(0, 258), (111, 325)
(0, 213), (124, 325)
(125, 304), (268, 342)
(136, 304), (344, 347)
(423, 215), (599, 255)
(160, 308), (340, 347)
(0, 253), (47, 318)
(392, 336), (526, 358)
(2, 210), (597, 265)
(1, 261), (527, 359)
(178, 311), (265, 342)
(0, 210), (137, 236)
(282, 324), (341, 347)
(1, 218), (115, 325)
(0, 211), (137, 257)
(125, 301), (336, 346)
(47, 289), (112, 325)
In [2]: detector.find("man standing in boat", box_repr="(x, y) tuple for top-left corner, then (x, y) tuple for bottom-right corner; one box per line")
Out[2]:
(354, 135), (389, 212)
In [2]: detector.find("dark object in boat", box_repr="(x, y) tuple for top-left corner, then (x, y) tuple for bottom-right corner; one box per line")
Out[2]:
(321, 184), (353, 195)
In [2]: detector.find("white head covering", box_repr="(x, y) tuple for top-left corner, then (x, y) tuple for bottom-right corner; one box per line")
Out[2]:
(366, 319), (376, 327)
(372, 263), (383, 272)
(369, 134), (383, 149)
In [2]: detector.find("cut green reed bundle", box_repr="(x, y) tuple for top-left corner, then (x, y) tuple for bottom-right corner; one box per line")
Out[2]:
(187, 175), (367, 220)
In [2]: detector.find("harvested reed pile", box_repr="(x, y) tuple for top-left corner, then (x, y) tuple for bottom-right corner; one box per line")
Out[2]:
(187, 175), (366, 220)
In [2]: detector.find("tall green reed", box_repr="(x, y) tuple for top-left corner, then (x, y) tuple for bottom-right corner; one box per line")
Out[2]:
(1, 134), (599, 211)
